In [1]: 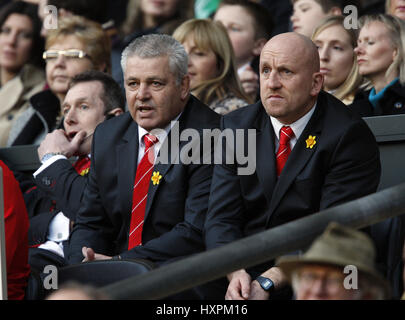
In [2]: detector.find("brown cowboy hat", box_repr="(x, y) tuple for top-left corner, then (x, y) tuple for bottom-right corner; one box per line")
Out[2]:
(276, 222), (390, 296)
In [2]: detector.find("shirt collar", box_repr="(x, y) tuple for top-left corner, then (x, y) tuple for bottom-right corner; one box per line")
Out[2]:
(270, 102), (317, 141)
(138, 112), (182, 146)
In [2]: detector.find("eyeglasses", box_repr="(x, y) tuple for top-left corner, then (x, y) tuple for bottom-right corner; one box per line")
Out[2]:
(42, 49), (91, 61)
(297, 270), (345, 292)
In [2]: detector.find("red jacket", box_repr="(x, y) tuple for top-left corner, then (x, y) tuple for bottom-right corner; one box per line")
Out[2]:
(1, 160), (30, 300)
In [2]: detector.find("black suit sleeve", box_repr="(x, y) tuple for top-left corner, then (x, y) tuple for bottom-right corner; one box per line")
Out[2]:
(34, 159), (88, 221)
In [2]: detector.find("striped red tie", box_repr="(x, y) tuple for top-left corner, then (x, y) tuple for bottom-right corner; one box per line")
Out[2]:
(128, 134), (158, 250)
(276, 126), (294, 177)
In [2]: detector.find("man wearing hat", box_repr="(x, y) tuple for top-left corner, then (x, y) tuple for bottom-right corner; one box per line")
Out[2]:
(276, 222), (390, 300)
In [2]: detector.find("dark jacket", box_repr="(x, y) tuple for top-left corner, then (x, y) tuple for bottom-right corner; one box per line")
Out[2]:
(349, 81), (405, 117)
(8, 90), (60, 146)
(205, 91), (381, 276)
(68, 95), (221, 265)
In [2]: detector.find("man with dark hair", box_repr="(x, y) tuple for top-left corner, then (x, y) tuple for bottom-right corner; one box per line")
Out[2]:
(214, 0), (274, 101)
(290, 0), (360, 37)
(26, 70), (124, 274)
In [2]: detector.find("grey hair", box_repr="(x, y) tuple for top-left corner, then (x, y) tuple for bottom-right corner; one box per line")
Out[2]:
(121, 33), (188, 85)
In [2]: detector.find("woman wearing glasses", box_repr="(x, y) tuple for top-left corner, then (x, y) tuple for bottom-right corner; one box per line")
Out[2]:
(0, 1), (45, 147)
(7, 15), (110, 146)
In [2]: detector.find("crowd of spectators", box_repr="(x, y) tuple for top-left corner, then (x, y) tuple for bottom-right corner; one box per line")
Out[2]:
(0, 0), (404, 301)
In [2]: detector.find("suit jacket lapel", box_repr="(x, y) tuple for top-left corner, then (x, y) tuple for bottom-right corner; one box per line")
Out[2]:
(117, 121), (139, 218)
(254, 106), (277, 206)
(143, 131), (174, 221)
(267, 98), (325, 220)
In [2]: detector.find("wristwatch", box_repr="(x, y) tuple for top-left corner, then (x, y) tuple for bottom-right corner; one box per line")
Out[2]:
(41, 152), (63, 163)
(256, 276), (275, 293)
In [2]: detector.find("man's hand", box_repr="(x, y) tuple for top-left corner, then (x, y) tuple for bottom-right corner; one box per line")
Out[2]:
(81, 246), (112, 262)
(225, 269), (252, 300)
(248, 279), (270, 300)
(38, 129), (86, 160)
(239, 65), (259, 98)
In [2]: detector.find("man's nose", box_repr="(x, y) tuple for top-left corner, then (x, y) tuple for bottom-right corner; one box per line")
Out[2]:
(136, 83), (151, 100)
(267, 71), (282, 89)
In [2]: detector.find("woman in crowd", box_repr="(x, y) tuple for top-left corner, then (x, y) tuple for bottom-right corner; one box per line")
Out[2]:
(7, 15), (111, 146)
(121, 0), (194, 39)
(173, 19), (250, 115)
(311, 15), (363, 105)
(386, 0), (405, 20)
(112, 0), (194, 88)
(350, 14), (405, 117)
(0, 1), (45, 147)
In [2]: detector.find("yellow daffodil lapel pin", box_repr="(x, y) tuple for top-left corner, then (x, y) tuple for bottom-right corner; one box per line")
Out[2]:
(151, 171), (162, 185)
(306, 135), (317, 149)
(79, 168), (90, 176)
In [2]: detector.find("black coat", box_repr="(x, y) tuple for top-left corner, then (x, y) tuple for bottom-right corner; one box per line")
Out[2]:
(68, 95), (221, 265)
(205, 91), (381, 276)
(349, 81), (405, 117)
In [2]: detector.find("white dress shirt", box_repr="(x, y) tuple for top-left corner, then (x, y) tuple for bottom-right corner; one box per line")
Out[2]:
(270, 102), (317, 152)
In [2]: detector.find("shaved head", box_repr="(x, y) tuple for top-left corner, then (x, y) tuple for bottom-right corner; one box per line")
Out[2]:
(259, 32), (324, 124)
(263, 32), (320, 73)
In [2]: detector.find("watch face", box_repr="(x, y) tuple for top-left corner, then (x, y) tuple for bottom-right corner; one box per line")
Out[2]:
(257, 276), (274, 291)
(262, 278), (272, 289)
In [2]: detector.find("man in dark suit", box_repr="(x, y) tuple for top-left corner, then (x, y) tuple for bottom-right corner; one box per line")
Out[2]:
(68, 34), (221, 273)
(26, 71), (124, 272)
(204, 32), (381, 300)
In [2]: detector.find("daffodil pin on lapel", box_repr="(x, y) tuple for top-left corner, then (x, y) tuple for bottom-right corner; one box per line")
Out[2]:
(306, 135), (317, 149)
(151, 171), (162, 185)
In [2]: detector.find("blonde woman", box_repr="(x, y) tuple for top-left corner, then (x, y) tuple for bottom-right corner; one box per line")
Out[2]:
(173, 19), (251, 115)
(311, 15), (362, 105)
(8, 15), (110, 146)
(351, 14), (405, 117)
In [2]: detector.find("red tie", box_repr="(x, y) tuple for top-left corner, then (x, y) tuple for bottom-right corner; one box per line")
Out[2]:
(128, 134), (158, 250)
(276, 126), (294, 177)
(73, 156), (91, 176)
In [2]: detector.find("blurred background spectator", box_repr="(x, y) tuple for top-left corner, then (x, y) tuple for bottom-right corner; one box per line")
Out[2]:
(213, 0), (273, 102)
(112, 0), (195, 89)
(351, 14), (405, 117)
(173, 18), (250, 114)
(7, 15), (111, 147)
(312, 15), (363, 105)
(0, 1), (45, 147)
(276, 222), (390, 300)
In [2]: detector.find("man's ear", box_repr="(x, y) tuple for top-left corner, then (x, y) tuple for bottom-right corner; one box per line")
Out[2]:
(105, 108), (124, 120)
(252, 38), (268, 57)
(180, 74), (190, 101)
(311, 72), (324, 96)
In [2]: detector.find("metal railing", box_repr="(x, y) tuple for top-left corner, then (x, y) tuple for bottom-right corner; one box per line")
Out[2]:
(102, 182), (405, 300)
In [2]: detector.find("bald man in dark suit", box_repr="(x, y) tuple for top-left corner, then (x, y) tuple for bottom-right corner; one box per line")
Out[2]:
(205, 32), (381, 300)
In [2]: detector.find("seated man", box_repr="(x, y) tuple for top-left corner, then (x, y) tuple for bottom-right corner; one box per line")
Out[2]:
(276, 222), (390, 300)
(67, 35), (221, 287)
(26, 70), (124, 272)
(204, 32), (380, 300)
